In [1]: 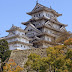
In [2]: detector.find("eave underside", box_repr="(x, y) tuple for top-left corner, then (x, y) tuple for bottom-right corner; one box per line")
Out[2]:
(8, 41), (32, 46)
(22, 17), (67, 27)
(32, 40), (56, 45)
(27, 7), (62, 17)
(37, 25), (63, 33)
(37, 32), (56, 38)
(4, 35), (30, 41)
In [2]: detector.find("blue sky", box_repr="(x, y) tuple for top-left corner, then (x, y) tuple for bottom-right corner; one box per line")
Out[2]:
(0, 0), (72, 37)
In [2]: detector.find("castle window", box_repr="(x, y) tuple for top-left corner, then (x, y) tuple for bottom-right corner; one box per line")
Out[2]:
(48, 14), (50, 17)
(33, 24), (35, 26)
(39, 14), (40, 16)
(21, 45), (22, 47)
(34, 15), (35, 17)
(46, 13), (47, 16)
(45, 31), (47, 33)
(53, 22), (54, 23)
(47, 38), (49, 41)
(28, 30), (30, 31)
(50, 31), (52, 33)
(25, 33), (26, 35)
(60, 25), (62, 28)
(24, 46), (25, 48)
(36, 14), (38, 17)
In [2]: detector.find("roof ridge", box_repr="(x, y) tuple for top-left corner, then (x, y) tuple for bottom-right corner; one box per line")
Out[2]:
(32, 3), (49, 12)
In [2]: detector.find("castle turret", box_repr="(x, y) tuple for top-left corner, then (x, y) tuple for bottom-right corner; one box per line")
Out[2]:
(3, 25), (32, 50)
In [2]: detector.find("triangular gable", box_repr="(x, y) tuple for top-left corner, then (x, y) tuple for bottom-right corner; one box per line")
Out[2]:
(33, 36), (40, 40)
(9, 26), (16, 30)
(24, 23), (41, 33)
(27, 3), (61, 17)
(45, 21), (52, 27)
(45, 21), (51, 25)
(32, 3), (45, 12)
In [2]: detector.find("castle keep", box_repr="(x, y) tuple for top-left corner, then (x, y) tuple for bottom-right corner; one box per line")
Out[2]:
(0, 3), (67, 50)
(22, 3), (67, 48)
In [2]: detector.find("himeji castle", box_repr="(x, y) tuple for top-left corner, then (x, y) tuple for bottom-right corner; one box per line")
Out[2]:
(0, 2), (67, 50)
(22, 3), (67, 48)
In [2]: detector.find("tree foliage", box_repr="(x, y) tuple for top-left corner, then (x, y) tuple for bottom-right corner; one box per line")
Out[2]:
(55, 31), (72, 44)
(3, 59), (23, 72)
(25, 53), (48, 72)
(25, 38), (72, 72)
(64, 38), (72, 45)
(0, 39), (11, 62)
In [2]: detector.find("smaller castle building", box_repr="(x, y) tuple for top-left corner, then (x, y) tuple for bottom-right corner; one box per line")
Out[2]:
(1, 25), (32, 50)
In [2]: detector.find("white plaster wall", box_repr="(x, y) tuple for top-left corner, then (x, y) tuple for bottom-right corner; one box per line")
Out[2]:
(7, 29), (29, 43)
(43, 11), (54, 19)
(7, 38), (18, 43)
(9, 44), (17, 50)
(9, 43), (30, 50)
(18, 38), (29, 43)
(53, 24), (60, 29)
(32, 11), (44, 18)
(8, 30), (25, 39)
(15, 30), (25, 36)
(16, 43), (30, 50)
(32, 11), (56, 19)
(43, 28), (54, 34)
(31, 10), (58, 19)
(41, 36), (45, 40)
(43, 44), (48, 48)
(7, 37), (29, 44)
(45, 36), (51, 42)
(43, 43), (52, 48)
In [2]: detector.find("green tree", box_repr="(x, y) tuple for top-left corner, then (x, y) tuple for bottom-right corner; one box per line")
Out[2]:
(25, 53), (48, 72)
(46, 45), (66, 72)
(0, 39), (11, 62)
(25, 38), (72, 72)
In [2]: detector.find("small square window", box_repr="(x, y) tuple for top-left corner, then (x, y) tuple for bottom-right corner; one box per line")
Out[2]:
(46, 13), (47, 16)
(47, 38), (49, 41)
(34, 15), (35, 17)
(39, 14), (40, 16)
(21, 45), (22, 47)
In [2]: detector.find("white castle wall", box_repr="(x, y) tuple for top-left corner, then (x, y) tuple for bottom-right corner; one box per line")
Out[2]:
(32, 11), (57, 19)
(15, 30), (25, 36)
(45, 36), (51, 42)
(7, 37), (29, 44)
(53, 23), (60, 29)
(9, 43), (30, 50)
